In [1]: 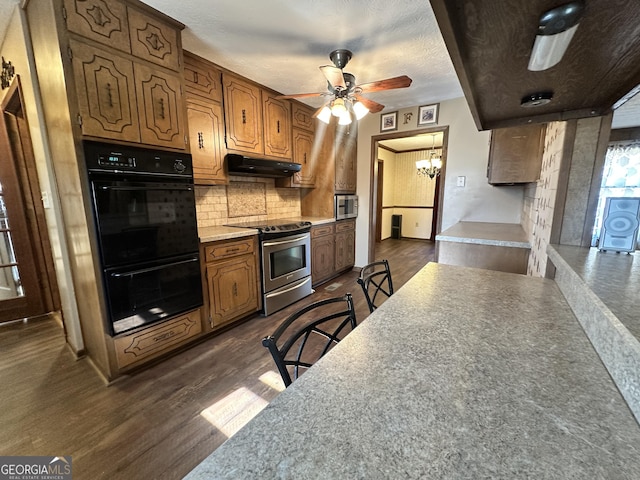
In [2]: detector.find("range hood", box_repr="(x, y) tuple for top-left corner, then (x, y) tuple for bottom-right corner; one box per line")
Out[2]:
(226, 154), (301, 178)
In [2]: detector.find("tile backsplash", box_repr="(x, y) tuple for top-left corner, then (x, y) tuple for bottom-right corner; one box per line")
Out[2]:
(195, 176), (301, 228)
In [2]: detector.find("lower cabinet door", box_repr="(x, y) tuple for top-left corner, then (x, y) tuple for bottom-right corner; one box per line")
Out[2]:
(113, 310), (202, 369)
(311, 235), (335, 285)
(207, 254), (259, 327)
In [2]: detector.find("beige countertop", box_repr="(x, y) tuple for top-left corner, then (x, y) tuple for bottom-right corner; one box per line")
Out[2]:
(198, 217), (336, 243)
(185, 263), (640, 479)
(436, 221), (530, 248)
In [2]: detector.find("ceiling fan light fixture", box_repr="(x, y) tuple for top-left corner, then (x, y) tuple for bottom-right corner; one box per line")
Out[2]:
(338, 110), (352, 125)
(353, 101), (369, 120)
(331, 98), (347, 117)
(521, 91), (554, 107)
(317, 105), (332, 124)
(528, 1), (585, 71)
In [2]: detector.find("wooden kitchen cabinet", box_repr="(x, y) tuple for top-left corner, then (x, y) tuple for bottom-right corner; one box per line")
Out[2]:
(277, 128), (316, 188)
(184, 51), (227, 184)
(69, 39), (140, 143)
(113, 309), (202, 369)
(184, 51), (223, 103)
(292, 102), (316, 131)
(65, 2), (186, 149)
(262, 90), (292, 159)
(335, 125), (357, 193)
(335, 219), (355, 272)
(487, 124), (546, 185)
(63, 0), (131, 54)
(311, 223), (335, 286)
(134, 62), (186, 149)
(203, 237), (260, 329)
(187, 97), (227, 184)
(223, 73), (264, 155)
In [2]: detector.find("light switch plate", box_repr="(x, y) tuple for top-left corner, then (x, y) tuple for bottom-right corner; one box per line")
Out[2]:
(457, 176), (466, 187)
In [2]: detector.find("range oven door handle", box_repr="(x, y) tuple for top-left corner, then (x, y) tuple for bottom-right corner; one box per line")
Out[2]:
(262, 233), (310, 247)
(265, 277), (312, 298)
(110, 257), (199, 277)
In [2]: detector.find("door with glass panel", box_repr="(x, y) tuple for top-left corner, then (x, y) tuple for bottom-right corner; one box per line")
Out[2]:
(0, 80), (50, 323)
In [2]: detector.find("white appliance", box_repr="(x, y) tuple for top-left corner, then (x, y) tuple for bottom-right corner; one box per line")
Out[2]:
(599, 197), (640, 253)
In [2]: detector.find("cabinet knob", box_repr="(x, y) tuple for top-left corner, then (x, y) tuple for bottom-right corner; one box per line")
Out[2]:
(198, 132), (204, 149)
(242, 109), (246, 124)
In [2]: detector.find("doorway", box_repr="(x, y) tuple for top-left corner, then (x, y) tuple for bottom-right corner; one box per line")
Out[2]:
(368, 127), (448, 261)
(0, 77), (59, 323)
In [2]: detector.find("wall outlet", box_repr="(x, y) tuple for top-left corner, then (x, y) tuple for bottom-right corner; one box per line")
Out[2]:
(457, 176), (466, 187)
(42, 191), (51, 209)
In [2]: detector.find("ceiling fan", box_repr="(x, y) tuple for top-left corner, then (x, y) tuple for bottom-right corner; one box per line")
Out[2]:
(277, 49), (412, 125)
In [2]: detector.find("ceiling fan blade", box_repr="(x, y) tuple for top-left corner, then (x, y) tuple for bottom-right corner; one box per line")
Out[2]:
(320, 65), (347, 90)
(354, 94), (384, 114)
(357, 75), (412, 93)
(276, 92), (325, 99)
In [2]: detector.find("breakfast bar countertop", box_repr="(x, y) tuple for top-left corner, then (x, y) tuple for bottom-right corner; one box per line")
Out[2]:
(185, 263), (640, 479)
(436, 221), (530, 248)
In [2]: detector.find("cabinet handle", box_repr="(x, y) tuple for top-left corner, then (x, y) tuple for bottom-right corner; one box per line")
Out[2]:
(232, 282), (238, 297)
(89, 6), (108, 27)
(106, 82), (113, 107)
(277, 120), (280, 133)
(146, 32), (164, 52)
(159, 98), (165, 119)
(198, 132), (204, 149)
(226, 247), (240, 253)
(242, 109), (246, 124)
(303, 153), (307, 164)
(321, 254), (324, 262)
(194, 71), (199, 84)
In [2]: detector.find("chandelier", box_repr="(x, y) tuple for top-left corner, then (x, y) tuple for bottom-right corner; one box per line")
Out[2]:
(416, 134), (443, 178)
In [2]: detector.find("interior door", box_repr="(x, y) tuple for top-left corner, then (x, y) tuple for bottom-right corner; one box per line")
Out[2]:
(0, 78), (58, 323)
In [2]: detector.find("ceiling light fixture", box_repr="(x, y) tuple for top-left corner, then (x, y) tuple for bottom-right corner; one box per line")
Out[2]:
(352, 101), (369, 120)
(331, 98), (347, 117)
(521, 91), (554, 107)
(416, 134), (443, 179)
(528, 1), (585, 72)
(317, 105), (332, 124)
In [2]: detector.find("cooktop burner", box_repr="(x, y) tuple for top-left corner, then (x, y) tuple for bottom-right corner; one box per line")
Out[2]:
(225, 218), (312, 234)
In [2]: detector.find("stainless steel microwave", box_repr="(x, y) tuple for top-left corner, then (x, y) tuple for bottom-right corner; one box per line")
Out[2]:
(335, 194), (358, 220)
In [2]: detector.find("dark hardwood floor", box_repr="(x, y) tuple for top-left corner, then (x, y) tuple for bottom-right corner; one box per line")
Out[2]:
(0, 238), (435, 479)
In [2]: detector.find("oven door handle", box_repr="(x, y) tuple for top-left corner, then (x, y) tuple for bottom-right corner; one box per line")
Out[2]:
(97, 185), (194, 192)
(265, 277), (312, 298)
(262, 233), (310, 247)
(110, 257), (199, 277)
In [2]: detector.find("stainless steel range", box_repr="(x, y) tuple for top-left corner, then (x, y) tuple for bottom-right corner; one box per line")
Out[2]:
(226, 219), (312, 315)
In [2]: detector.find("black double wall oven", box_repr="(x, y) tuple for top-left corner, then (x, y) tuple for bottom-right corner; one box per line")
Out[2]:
(84, 141), (203, 336)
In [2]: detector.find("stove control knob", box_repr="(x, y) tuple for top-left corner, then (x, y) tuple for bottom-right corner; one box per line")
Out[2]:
(173, 159), (186, 173)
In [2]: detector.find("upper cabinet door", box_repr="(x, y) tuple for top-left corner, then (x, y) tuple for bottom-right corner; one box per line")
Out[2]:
(127, 6), (181, 71)
(292, 128), (315, 186)
(223, 74), (264, 155)
(262, 91), (292, 159)
(335, 126), (357, 193)
(187, 97), (227, 185)
(63, 0), (131, 53)
(183, 51), (223, 103)
(134, 63), (186, 149)
(292, 103), (315, 132)
(70, 40), (140, 142)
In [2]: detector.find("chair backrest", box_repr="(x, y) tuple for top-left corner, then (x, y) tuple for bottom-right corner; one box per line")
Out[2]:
(357, 259), (394, 313)
(262, 294), (357, 388)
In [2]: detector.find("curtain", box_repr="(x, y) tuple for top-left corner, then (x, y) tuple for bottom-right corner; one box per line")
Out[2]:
(592, 141), (640, 247)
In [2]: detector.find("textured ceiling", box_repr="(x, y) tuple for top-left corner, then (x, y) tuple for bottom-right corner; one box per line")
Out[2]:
(144, 0), (464, 113)
(0, 0), (637, 139)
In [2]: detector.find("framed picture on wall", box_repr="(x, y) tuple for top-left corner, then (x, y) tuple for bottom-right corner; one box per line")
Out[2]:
(418, 103), (439, 126)
(380, 111), (398, 132)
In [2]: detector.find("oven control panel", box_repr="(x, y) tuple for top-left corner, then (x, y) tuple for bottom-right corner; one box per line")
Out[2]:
(84, 140), (193, 178)
(98, 153), (137, 169)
